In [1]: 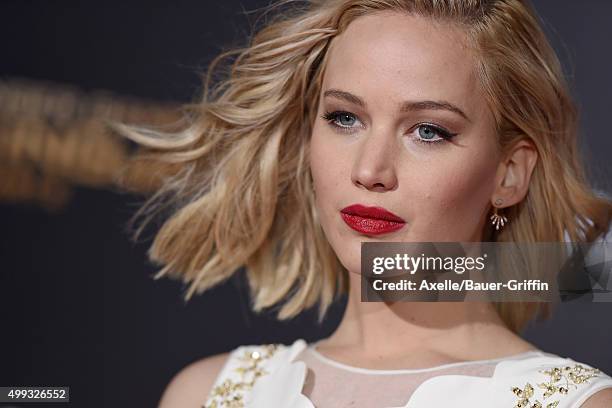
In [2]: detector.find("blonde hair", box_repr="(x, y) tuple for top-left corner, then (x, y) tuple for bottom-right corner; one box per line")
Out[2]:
(115, 0), (611, 333)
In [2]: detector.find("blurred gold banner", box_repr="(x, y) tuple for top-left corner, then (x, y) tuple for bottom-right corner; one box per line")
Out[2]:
(0, 78), (183, 210)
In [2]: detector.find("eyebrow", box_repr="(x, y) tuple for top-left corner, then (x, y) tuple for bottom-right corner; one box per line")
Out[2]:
(323, 88), (471, 122)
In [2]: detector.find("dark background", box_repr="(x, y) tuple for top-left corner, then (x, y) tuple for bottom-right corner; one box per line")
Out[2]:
(1, 1), (611, 407)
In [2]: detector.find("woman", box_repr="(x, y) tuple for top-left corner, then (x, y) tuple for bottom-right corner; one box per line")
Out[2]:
(117, 0), (612, 406)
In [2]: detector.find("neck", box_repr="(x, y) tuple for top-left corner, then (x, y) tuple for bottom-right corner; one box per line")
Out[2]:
(320, 272), (530, 361)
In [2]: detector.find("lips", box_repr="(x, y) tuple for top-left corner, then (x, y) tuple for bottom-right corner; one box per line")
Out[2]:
(340, 204), (406, 235)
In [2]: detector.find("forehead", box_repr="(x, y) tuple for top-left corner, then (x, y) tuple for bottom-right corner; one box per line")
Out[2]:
(322, 11), (481, 111)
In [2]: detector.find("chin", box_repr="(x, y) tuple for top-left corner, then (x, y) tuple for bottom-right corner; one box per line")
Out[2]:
(330, 238), (363, 276)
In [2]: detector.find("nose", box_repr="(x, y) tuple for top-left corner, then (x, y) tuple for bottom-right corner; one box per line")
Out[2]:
(351, 128), (398, 192)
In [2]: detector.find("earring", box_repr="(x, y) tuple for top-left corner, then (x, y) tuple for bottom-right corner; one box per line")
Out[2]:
(490, 199), (508, 231)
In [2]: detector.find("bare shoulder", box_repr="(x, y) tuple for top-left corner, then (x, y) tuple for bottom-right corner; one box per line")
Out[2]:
(158, 351), (231, 408)
(579, 387), (612, 407)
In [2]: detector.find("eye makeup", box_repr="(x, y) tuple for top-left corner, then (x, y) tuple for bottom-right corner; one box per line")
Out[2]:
(320, 110), (459, 146)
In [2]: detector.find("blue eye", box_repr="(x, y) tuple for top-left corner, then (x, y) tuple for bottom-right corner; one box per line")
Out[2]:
(321, 110), (361, 133)
(337, 113), (356, 127)
(418, 125), (438, 140)
(410, 123), (458, 146)
(415, 124), (449, 143)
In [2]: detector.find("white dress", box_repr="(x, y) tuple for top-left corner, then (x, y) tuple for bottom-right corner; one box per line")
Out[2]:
(202, 338), (612, 407)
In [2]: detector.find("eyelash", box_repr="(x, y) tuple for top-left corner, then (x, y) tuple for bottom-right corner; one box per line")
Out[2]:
(320, 110), (458, 145)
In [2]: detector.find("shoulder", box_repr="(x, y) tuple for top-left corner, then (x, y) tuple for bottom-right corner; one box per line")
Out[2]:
(580, 387), (612, 408)
(158, 351), (232, 408)
(494, 352), (612, 408)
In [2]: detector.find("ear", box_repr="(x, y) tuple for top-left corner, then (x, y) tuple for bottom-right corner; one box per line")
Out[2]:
(492, 139), (538, 207)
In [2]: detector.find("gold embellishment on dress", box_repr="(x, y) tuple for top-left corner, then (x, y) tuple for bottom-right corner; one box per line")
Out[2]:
(203, 344), (279, 408)
(510, 363), (601, 408)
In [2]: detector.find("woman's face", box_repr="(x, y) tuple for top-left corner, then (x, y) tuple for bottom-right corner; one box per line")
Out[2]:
(310, 12), (501, 275)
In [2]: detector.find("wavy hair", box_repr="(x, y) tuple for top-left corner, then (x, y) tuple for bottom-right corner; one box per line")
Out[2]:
(114, 0), (611, 333)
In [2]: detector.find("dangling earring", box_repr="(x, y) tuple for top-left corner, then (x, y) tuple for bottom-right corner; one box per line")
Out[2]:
(490, 199), (508, 231)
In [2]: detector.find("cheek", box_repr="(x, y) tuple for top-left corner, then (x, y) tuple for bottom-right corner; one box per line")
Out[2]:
(309, 127), (346, 206)
(309, 126), (362, 273)
(309, 131), (326, 191)
(309, 127), (354, 246)
(409, 152), (497, 238)
(433, 164), (491, 209)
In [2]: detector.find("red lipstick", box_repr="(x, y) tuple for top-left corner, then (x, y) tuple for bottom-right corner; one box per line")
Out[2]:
(340, 204), (406, 235)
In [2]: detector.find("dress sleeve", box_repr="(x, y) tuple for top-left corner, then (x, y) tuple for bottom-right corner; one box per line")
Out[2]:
(201, 345), (244, 408)
(530, 358), (612, 408)
(568, 364), (612, 408)
(501, 356), (612, 408)
(202, 344), (282, 408)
